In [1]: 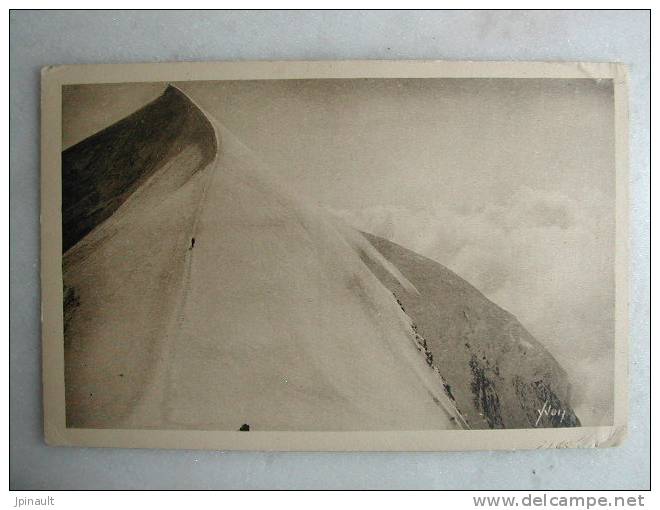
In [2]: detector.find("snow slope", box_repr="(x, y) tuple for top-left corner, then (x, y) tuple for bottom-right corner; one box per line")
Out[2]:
(63, 85), (579, 431)
(63, 86), (464, 430)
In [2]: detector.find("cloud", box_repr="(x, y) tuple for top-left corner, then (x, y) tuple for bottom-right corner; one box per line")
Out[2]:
(330, 186), (615, 425)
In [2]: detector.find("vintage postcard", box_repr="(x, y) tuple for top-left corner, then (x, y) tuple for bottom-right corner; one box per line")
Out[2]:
(41, 61), (628, 451)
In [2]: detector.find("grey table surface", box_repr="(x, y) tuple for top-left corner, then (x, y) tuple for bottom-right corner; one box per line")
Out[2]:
(9, 10), (650, 490)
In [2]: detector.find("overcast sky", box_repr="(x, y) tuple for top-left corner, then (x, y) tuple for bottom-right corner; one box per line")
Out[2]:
(63, 78), (616, 425)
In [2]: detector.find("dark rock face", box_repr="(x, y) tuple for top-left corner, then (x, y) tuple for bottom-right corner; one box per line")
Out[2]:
(361, 232), (580, 429)
(513, 377), (580, 428)
(62, 283), (80, 342)
(61, 85), (217, 252)
(469, 354), (505, 429)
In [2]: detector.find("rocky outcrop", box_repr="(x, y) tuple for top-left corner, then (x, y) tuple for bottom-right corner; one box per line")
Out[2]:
(361, 232), (580, 429)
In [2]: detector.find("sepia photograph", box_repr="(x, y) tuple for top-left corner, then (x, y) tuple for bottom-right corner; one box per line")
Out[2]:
(12, 7), (649, 493)
(40, 61), (629, 450)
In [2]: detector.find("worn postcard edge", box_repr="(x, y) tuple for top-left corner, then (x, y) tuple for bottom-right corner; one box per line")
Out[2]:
(40, 60), (629, 452)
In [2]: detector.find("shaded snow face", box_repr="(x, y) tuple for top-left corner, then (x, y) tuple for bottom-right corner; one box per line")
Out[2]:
(62, 86), (217, 252)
